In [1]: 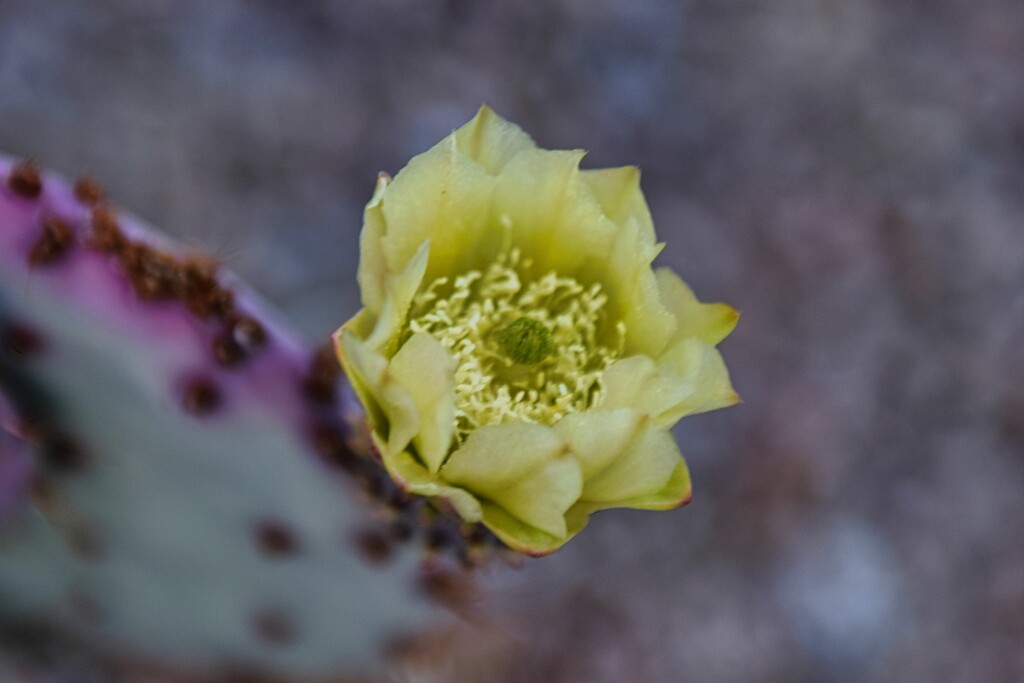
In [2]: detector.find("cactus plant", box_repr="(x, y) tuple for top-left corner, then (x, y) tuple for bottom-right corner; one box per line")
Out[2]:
(0, 156), (485, 681)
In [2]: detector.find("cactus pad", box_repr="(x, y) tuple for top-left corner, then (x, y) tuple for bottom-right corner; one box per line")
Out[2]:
(0, 157), (485, 680)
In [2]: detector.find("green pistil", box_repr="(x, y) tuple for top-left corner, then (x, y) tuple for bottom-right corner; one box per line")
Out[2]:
(497, 317), (554, 365)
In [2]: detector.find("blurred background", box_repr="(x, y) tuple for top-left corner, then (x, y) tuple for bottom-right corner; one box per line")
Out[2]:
(2, 1), (1023, 681)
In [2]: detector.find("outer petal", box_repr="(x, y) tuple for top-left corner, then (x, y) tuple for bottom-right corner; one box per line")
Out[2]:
(357, 173), (392, 314)
(600, 356), (687, 425)
(580, 166), (655, 242)
(604, 217), (677, 357)
(601, 345), (738, 429)
(333, 312), (385, 436)
(479, 502), (576, 557)
(375, 436), (483, 524)
(657, 337), (740, 420)
(554, 409), (647, 481)
(365, 240), (429, 356)
(569, 458), (692, 522)
(618, 460), (693, 510)
(336, 332), (419, 458)
(579, 427), (683, 504)
(453, 105), (538, 175)
(387, 332), (457, 474)
(656, 268), (739, 346)
(362, 107), (538, 298)
(441, 424), (581, 541)
(557, 411), (687, 508)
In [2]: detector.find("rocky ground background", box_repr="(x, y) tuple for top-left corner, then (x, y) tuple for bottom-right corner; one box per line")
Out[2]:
(1, 1), (1023, 681)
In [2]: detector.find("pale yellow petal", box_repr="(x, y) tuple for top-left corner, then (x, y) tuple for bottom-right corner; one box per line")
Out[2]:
(554, 408), (647, 481)
(619, 460), (693, 510)
(601, 344), (739, 429)
(441, 423), (565, 487)
(372, 433), (483, 523)
(356, 173), (392, 314)
(657, 337), (740, 421)
(379, 136), (498, 285)
(605, 218), (677, 356)
(495, 456), (581, 538)
(337, 332), (419, 459)
(365, 240), (430, 356)
(333, 315), (386, 436)
(656, 268), (739, 346)
(569, 458), (692, 520)
(478, 502), (568, 556)
(600, 356), (687, 422)
(579, 427), (682, 503)
(491, 148), (617, 278)
(580, 165), (655, 241)
(388, 332), (457, 474)
(441, 423), (581, 538)
(452, 105), (538, 174)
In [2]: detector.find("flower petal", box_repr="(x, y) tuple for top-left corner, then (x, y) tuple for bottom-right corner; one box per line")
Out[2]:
(492, 148), (618, 278)
(333, 313), (386, 436)
(357, 173), (392, 314)
(658, 337), (740, 420)
(578, 427), (683, 504)
(441, 424), (581, 539)
(605, 218), (677, 357)
(580, 166), (655, 242)
(377, 136), (497, 287)
(387, 332), (457, 474)
(554, 408), (647, 481)
(336, 332), (419, 459)
(600, 356), (686, 423)
(569, 458), (692, 522)
(453, 105), (538, 175)
(656, 268), (739, 346)
(365, 240), (430, 355)
(556, 410), (685, 507)
(475, 503), (561, 556)
(377, 439), (484, 523)
(601, 345), (738, 429)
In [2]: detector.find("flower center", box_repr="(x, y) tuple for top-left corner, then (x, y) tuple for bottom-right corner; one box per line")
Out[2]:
(405, 249), (624, 445)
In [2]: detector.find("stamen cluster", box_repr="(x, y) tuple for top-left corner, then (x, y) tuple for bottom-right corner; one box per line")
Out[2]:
(406, 250), (624, 445)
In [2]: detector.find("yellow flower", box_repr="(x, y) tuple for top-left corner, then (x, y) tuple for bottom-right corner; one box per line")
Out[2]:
(334, 106), (738, 555)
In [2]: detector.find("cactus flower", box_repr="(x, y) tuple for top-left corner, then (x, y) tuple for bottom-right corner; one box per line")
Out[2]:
(335, 106), (738, 555)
